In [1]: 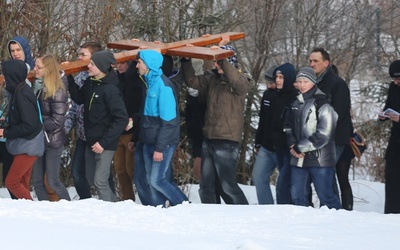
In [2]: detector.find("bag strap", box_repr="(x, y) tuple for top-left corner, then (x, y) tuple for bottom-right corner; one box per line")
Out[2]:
(36, 100), (43, 124)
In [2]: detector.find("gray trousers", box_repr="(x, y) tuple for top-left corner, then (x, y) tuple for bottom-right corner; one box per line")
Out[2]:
(85, 148), (117, 202)
(32, 146), (71, 201)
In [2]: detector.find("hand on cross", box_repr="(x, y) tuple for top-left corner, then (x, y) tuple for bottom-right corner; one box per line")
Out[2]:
(219, 34), (230, 46)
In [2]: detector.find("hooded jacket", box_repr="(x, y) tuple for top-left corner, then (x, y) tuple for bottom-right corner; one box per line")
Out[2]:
(2, 60), (42, 140)
(284, 85), (338, 167)
(137, 50), (180, 152)
(181, 58), (248, 143)
(256, 63), (297, 151)
(68, 69), (128, 150)
(7, 36), (35, 70)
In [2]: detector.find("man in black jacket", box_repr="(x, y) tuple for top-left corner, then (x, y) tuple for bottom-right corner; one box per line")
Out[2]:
(309, 48), (351, 162)
(68, 50), (128, 202)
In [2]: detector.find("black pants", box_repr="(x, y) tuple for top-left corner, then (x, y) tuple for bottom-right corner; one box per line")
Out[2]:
(0, 141), (16, 199)
(385, 159), (400, 214)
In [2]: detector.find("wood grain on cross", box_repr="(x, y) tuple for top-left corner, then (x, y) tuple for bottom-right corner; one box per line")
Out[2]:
(0, 32), (245, 83)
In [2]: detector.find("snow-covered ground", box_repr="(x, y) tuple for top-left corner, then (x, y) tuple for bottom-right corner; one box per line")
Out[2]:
(1, 180), (399, 250)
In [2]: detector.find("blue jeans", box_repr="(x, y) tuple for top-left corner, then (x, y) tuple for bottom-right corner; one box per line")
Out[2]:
(252, 146), (278, 204)
(71, 138), (91, 199)
(291, 165), (341, 209)
(252, 147), (292, 205)
(199, 138), (248, 205)
(143, 143), (188, 206)
(134, 141), (153, 206)
(276, 148), (292, 204)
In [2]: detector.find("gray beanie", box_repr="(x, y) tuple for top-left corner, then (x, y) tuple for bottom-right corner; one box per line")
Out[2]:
(264, 65), (278, 82)
(91, 50), (117, 74)
(296, 67), (317, 85)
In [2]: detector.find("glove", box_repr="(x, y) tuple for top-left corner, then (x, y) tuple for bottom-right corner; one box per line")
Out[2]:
(188, 87), (199, 97)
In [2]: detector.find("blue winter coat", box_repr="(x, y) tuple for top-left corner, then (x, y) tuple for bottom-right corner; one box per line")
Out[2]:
(137, 50), (180, 152)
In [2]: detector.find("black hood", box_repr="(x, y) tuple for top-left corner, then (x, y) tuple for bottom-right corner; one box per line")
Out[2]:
(2, 59), (28, 95)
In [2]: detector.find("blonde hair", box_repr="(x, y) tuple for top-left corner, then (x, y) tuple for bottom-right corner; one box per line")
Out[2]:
(40, 54), (66, 99)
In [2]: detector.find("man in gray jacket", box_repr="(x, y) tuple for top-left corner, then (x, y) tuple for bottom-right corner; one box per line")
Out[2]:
(181, 44), (248, 204)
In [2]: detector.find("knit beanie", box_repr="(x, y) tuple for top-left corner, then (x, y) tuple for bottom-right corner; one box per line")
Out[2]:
(296, 67), (317, 85)
(264, 65), (278, 82)
(220, 45), (238, 68)
(91, 50), (116, 74)
(389, 60), (400, 78)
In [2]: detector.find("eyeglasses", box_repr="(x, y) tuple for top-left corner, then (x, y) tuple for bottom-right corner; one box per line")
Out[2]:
(34, 65), (44, 70)
(392, 77), (400, 81)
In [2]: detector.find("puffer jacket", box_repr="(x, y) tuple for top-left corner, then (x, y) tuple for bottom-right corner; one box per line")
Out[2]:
(181, 58), (248, 143)
(284, 85), (338, 167)
(38, 87), (68, 149)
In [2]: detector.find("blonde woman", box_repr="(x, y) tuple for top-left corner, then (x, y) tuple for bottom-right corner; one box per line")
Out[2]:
(31, 54), (70, 201)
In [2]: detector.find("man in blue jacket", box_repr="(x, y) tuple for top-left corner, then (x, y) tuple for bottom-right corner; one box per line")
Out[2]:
(136, 49), (188, 207)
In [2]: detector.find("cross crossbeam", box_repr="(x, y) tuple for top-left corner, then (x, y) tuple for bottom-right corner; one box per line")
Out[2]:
(0, 32), (245, 83)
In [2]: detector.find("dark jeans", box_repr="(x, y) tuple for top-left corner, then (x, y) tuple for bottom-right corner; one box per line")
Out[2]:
(199, 138), (248, 205)
(134, 141), (153, 206)
(291, 165), (341, 209)
(71, 138), (91, 199)
(276, 148), (292, 204)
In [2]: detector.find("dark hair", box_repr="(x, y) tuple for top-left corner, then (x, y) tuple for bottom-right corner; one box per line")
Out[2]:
(80, 41), (102, 54)
(311, 48), (330, 62)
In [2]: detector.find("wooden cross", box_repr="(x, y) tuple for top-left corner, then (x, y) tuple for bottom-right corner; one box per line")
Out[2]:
(0, 32), (245, 82)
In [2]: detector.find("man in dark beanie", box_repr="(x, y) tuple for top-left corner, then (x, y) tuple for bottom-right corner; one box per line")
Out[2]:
(379, 60), (400, 213)
(68, 50), (128, 202)
(284, 67), (341, 209)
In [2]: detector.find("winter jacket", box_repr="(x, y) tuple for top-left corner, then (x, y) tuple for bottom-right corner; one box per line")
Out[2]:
(181, 58), (249, 143)
(256, 63), (297, 151)
(284, 85), (338, 167)
(117, 69), (138, 135)
(7, 36), (35, 70)
(37, 86), (68, 149)
(126, 61), (147, 144)
(317, 66), (351, 145)
(381, 82), (400, 161)
(2, 60), (42, 141)
(137, 50), (180, 152)
(68, 70), (128, 150)
(255, 88), (275, 151)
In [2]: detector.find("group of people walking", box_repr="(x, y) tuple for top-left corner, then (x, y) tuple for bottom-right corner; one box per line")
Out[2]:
(0, 35), (399, 213)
